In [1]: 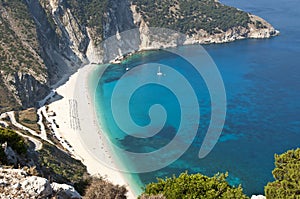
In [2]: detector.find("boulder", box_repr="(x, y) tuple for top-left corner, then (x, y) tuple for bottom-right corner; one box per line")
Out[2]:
(21, 176), (52, 198)
(51, 182), (82, 199)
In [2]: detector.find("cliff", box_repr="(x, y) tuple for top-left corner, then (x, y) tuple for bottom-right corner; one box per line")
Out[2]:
(0, 0), (279, 112)
(0, 0), (89, 112)
(130, 1), (279, 49)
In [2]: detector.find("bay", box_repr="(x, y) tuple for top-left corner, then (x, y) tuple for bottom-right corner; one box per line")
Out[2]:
(95, 0), (300, 195)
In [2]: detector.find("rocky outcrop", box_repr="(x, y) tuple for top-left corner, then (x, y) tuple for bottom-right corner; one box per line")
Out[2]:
(13, 73), (50, 108)
(183, 14), (279, 45)
(0, 168), (81, 199)
(51, 182), (82, 199)
(247, 14), (279, 38)
(21, 176), (53, 198)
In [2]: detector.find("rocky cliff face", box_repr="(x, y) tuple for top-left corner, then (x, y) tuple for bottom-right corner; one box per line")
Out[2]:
(0, 0), (89, 111)
(183, 14), (279, 45)
(28, 0), (89, 84)
(0, 168), (81, 199)
(103, 0), (136, 39)
(0, 0), (279, 112)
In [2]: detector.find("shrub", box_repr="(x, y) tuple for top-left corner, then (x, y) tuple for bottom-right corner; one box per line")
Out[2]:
(140, 172), (249, 199)
(265, 148), (300, 199)
(38, 142), (88, 190)
(0, 128), (27, 155)
(83, 177), (127, 199)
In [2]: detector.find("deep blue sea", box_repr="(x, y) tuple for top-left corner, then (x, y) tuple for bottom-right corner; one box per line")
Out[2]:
(94, 0), (300, 196)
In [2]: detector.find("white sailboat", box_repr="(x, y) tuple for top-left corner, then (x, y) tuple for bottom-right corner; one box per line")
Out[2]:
(157, 66), (163, 76)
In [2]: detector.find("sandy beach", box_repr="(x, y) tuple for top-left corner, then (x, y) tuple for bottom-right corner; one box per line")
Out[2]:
(47, 64), (137, 199)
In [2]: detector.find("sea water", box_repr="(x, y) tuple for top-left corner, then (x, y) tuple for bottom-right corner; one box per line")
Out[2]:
(94, 0), (300, 196)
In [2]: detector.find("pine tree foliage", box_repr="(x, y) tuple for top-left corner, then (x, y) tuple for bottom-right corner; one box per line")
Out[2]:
(265, 148), (300, 199)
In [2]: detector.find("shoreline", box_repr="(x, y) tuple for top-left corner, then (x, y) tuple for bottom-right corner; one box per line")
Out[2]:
(47, 64), (138, 199)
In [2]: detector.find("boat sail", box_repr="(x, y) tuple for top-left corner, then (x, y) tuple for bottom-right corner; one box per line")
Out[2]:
(157, 66), (163, 76)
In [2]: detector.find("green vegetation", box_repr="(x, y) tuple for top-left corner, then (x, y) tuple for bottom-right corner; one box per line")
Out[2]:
(38, 141), (88, 192)
(0, 0), (47, 111)
(254, 20), (267, 29)
(132, 0), (251, 35)
(0, 75), (19, 111)
(0, 0), (46, 76)
(265, 148), (300, 199)
(0, 128), (27, 164)
(0, 128), (27, 155)
(140, 172), (249, 199)
(0, 126), (89, 195)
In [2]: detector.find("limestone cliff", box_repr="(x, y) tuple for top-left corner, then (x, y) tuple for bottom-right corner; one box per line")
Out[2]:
(0, 0), (279, 112)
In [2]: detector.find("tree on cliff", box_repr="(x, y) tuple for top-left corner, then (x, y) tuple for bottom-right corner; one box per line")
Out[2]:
(265, 148), (300, 199)
(139, 172), (249, 199)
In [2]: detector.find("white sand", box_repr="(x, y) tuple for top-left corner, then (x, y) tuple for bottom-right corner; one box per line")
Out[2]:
(47, 64), (136, 199)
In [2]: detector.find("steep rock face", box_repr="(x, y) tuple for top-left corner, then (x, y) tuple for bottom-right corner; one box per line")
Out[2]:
(103, 0), (136, 39)
(88, 0), (139, 63)
(183, 14), (279, 45)
(13, 73), (49, 108)
(0, 0), (89, 111)
(27, 0), (89, 84)
(0, 72), (49, 110)
(131, 4), (186, 50)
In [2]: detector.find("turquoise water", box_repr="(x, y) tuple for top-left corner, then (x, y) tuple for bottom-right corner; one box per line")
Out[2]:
(94, 0), (300, 196)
